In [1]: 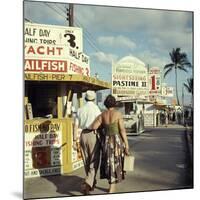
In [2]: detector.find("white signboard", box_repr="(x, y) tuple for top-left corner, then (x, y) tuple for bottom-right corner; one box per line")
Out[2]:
(24, 44), (90, 76)
(24, 122), (63, 178)
(24, 23), (90, 76)
(162, 86), (174, 97)
(149, 67), (161, 96)
(112, 56), (148, 99)
(25, 22), (83, 51)
(67, 48), (90, 76)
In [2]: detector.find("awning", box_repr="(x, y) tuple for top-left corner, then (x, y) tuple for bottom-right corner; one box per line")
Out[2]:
(154, 102), (167, 110)
(25, 73), (111, 92)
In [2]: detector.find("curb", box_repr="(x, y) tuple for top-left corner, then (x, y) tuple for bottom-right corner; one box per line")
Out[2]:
(185, 127), (193, 166)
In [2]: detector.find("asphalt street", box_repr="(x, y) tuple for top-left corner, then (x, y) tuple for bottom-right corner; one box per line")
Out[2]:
(24, 127), (193, 199)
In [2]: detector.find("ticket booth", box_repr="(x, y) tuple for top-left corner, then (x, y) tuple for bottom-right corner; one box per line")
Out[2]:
(24, 73), (111, 178)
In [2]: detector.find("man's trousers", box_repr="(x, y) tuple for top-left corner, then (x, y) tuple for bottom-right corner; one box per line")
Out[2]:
(80, 130), (100, 188)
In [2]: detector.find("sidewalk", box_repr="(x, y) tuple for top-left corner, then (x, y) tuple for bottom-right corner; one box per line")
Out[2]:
(24, 126), (193, 199)
(24, 166), (120, 199)
(147, 124), (193, 166)
(185, 126), (193, 165)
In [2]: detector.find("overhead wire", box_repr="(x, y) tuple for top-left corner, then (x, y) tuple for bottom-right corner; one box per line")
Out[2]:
(74, 21), (101, 53)
(43, 2), (66, 19)
(74, 16), (103, 53)
(43, 2), (102, 53)
(54, 3), (67, 15)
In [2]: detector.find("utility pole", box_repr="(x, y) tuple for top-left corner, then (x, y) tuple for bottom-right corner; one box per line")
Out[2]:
(67, 3), (74, 27)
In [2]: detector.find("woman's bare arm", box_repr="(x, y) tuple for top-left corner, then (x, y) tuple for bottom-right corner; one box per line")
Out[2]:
(90, 114), (102, 130)
(118, 112), (129, 154)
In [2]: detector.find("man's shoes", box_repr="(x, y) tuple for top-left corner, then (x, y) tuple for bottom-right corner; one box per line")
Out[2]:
(81, 182), (91, 195)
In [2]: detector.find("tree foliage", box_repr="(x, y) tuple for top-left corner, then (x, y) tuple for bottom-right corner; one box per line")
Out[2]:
(164, 48), (192, 105)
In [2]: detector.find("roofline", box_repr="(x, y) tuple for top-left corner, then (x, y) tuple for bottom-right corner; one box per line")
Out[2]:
(25, 73), (111, 90)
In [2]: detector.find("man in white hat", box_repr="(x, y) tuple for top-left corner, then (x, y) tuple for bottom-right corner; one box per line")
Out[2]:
(74, 90), (101, 195)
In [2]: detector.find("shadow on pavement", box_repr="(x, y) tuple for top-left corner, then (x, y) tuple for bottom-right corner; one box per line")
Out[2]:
(95, 186), (108, 193)
(44, 175), (85, 196)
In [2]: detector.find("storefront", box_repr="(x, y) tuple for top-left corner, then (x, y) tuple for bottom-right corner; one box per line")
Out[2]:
(24, 74), (111, 178)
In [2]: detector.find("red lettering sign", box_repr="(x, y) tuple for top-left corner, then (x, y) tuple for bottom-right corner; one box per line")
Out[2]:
(24, 59), (67, 72)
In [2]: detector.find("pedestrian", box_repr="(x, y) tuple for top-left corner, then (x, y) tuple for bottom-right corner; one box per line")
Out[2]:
(90, 94), (130, 193)
(172, 110), (176, 122)
(73, 90), (101, 195)
(164, 110), (168, 127)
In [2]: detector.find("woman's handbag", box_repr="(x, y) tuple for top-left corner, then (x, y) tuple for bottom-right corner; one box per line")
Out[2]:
(124, 155), (135, 171)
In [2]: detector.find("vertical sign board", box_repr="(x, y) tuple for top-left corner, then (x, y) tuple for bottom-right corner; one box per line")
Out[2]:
(24, 121), (62, 178)
(162, 86), (174, 97)
(149, 67), (161, 98)
(112, 57), (149, 99)
(24, 23), (90, 77)
(71, 129), (83, 170)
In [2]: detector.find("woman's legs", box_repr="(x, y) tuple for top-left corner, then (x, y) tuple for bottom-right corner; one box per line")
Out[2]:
(108, 183), (116, 193)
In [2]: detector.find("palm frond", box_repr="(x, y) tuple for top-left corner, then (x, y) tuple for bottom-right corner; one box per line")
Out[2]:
(164, 63), (174, 70)
(169, 52), (175, 63)
(184, 83), (192, 93)
(163, 67), (172, 78)
(184, 78), (193, 94)
(182, 62), (192, 68)
(177, 66), (188, 73)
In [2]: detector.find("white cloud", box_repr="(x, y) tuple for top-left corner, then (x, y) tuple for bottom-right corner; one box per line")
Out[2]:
(76, 5), (192, 56)
(24, 1), (66, 25)
(91, 52), (118, 64)
(135, 51), (168, 69)
(97, 35), (136, 50)
(76, 5), (192, 32)
(149, 29), (192, 55)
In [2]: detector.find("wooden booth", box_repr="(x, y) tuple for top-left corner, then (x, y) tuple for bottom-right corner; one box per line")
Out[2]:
(24, 73), (111, 178)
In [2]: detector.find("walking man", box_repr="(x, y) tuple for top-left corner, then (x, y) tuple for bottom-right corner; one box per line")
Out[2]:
(74, 90), (101, 195)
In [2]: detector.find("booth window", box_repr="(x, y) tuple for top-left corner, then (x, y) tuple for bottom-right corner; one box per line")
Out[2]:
(27, 83), (58, 118)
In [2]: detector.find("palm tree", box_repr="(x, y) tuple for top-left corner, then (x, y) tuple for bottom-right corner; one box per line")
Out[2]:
(164, 48), (191, 106)
(184, 78), (193, 96)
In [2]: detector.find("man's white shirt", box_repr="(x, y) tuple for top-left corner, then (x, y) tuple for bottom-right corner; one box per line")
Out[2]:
(76, 101), (101, 130)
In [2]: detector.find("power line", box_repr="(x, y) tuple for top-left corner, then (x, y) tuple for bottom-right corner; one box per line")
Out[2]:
(36, 2), (103, 53)
(43, 2), (67, 20)
(54, 3), (67, 15)
(52, 2), (102, 53)
(74, 21), (101, 53)
(75, 17), (99, 47)
(75, 17), (103, 53)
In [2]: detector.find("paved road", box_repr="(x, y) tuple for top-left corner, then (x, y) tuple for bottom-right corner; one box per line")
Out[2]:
(24, 127), (193, 199)
(124, 127), (193, 192)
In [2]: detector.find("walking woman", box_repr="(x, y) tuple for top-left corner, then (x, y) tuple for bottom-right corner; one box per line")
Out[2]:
(90, 95), (130, 193)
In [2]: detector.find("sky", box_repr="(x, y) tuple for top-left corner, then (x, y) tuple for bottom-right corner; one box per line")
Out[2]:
(24, 0), (193, 105)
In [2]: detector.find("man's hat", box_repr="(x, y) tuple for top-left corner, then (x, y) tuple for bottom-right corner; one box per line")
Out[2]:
(85, 90), (96, 101)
